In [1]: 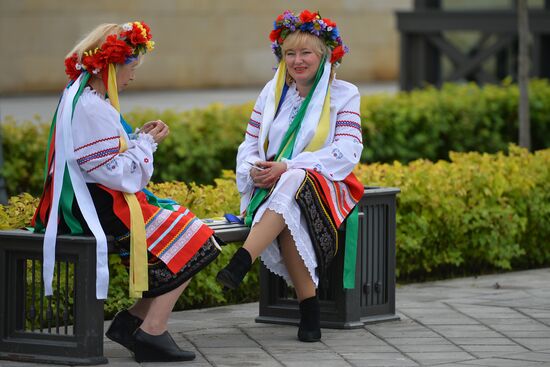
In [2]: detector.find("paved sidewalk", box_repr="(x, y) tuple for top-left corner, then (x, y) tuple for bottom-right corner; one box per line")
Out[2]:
(2, 268), (549, 367)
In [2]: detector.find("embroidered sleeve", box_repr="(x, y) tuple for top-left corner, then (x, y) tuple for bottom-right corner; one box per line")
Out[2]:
(75, 136), (122, 174)
(335, 110), (362, 144)
(236, 82), (270, 197)
(246, 109), (262, 139)
(285, 83), (363, 181)
(72, 94), (155, 193)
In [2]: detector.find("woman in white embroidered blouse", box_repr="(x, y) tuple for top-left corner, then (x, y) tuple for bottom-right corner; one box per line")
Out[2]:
(216, 10), (364, 342)
(32, 22), (221, 362)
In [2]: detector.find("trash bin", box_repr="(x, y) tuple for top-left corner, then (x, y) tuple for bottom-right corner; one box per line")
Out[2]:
(256, 186), (400, 329)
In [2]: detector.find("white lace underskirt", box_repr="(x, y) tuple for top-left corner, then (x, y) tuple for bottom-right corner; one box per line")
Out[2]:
(252, 169), (319, 287)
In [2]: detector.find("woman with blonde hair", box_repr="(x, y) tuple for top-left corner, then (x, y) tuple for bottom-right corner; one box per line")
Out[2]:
(217, 10), (364, 342)
(32, 22), (221, 362)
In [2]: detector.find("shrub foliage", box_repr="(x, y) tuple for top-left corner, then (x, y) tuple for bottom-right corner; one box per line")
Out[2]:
(1, 148), (549, 315)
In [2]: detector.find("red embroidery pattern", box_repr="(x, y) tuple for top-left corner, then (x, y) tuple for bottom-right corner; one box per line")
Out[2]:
(335, 133), (362, 143)
(74, 136), (120, 152)
(87, 154), (117, 173)
(336, 110), (360, 117)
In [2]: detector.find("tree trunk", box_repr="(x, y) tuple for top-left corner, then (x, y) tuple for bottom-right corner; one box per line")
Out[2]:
(517, 0), (531, 150)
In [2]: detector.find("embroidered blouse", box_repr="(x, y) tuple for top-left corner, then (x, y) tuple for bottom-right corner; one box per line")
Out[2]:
(236, 79), (363, 213)
(71, 88), (157, 194)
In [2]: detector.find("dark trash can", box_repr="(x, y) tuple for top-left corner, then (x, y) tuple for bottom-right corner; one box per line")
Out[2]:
(256, 186), (400, 329)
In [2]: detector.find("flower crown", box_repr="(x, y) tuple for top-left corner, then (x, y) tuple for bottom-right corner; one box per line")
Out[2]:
(269, 10), (349, 65)
(64, 21), (154, 80)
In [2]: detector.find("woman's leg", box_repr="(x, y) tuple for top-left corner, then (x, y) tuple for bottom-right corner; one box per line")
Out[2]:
(243, 209), (287, 260)
(133, 279), (196, 362)
(128, 298), (153, 320)
(216, 209), (287, 289)
(138, 279), (191, 335)
(278, 226), (321, 342)
(278, 227), (316, 301)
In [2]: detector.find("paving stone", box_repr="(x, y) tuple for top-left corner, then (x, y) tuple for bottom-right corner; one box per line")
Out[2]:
(263, 343), (329, 354)
(494, 351), (550, 363)
(414, 317), (480, 325)
(460, 357), (547, 366)
(511, 338), (550, 350)
(186, 333), (258, 348)
(340, 352), (411, 360)
(322, 332), (387, 347)
(460, 344), (530, 358)
(279, 360), (352, 367)
(488, 322), (550, 331)
(346, 358), (419, 367)
(323, 343), (398, 353)
(499, 330), (550, 338)
(271, 351), (344, 362)
(197, 347), (281, 367)
(385, 337), (453, 346)
(101, 358), (141, 367)
(405, 351), (475, 365)
(430, 325), (502, 338)
(394, 343), (463, 353)
(477, 317), (540, 325)
(449, 337), (518, 346)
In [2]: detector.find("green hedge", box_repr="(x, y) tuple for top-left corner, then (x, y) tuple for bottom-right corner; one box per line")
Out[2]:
(361, 79), (550, 163)
(1, 147), (549, 315)
(2, 80), (549, 197)
(356, 145), (550, 280)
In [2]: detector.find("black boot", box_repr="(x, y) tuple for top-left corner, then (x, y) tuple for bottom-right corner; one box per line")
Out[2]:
(133, 328), (196, 362)
(105, 309), (143, 351)
(297, 296), (321, 342)
(216, 247), (252, 290)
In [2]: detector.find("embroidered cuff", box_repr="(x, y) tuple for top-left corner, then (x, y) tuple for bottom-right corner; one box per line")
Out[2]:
(281, 158), (294, 169)
(137, 133), (158, 153)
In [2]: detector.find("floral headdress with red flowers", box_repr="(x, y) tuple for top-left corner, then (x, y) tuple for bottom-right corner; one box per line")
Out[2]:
(64, 21), (154, 81)
(269, 10), (349, 65)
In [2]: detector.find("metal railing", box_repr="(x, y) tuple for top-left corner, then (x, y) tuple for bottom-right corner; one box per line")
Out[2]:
(396, 0), (550, 90)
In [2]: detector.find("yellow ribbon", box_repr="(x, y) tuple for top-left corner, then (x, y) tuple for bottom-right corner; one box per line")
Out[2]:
(305, 87), (331, 152)
(108, 64), (148, 298)
(107, 64), (120, 112)
(265, 61), (332, 155)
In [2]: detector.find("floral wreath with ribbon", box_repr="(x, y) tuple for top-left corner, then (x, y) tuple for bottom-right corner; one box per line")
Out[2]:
(64, 21), (154, 81)
(269, 9), (349, 65)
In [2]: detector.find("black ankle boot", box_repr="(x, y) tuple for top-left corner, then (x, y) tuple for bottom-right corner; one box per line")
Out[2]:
(105, 309), (143, 351)
(297, 296), (321, 342)
(216, 247), (252, 290)
(133, 328), (196, 362)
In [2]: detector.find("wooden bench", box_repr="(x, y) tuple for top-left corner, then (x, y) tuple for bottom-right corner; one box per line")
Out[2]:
(0, 186), (399, 365)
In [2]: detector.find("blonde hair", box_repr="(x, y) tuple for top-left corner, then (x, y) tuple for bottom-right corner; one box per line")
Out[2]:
(281, 31), (336, 83)
(66, 23), (123, 61)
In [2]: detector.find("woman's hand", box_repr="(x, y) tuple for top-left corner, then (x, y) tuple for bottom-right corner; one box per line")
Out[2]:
(141, 120), (169, 143)
(250, 161), (287, 189)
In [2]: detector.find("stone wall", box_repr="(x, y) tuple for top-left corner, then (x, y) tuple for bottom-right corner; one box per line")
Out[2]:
(0, 0), (411, 94)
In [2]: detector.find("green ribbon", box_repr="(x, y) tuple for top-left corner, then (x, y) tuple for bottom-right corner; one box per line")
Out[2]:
(37, 74), (91, 234)
(242, 57), (360, 290)
(245, 56), (326, 227)
(343, 205), (359, 289)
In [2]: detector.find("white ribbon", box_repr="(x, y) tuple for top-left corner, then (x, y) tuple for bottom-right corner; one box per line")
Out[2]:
(43, 75), (110, 299)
